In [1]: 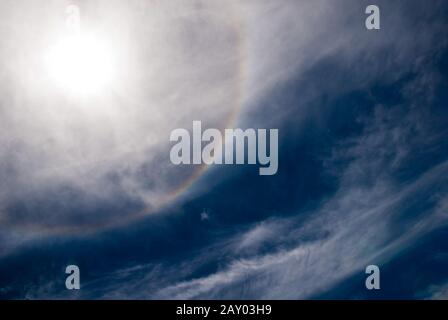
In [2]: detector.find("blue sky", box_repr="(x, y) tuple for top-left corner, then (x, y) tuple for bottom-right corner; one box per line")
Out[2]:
(1, 0), (448, 299)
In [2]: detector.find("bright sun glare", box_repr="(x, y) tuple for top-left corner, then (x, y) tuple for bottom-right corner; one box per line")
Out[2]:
(45, 34), (116, 95)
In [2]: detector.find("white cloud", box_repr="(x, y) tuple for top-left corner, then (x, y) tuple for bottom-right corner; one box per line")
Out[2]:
(0, 1), (248, 235)
(422, 282), (448, 300)
(2, 0), (448, 298)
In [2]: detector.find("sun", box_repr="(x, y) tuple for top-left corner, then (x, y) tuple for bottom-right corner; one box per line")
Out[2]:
(45, 34), (117, 95)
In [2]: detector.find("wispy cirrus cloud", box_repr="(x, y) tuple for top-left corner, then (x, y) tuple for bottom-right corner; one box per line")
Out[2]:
(1, 0), (444, 238)
(48, 71), (448, 299)
(2, 0), (448, 300)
